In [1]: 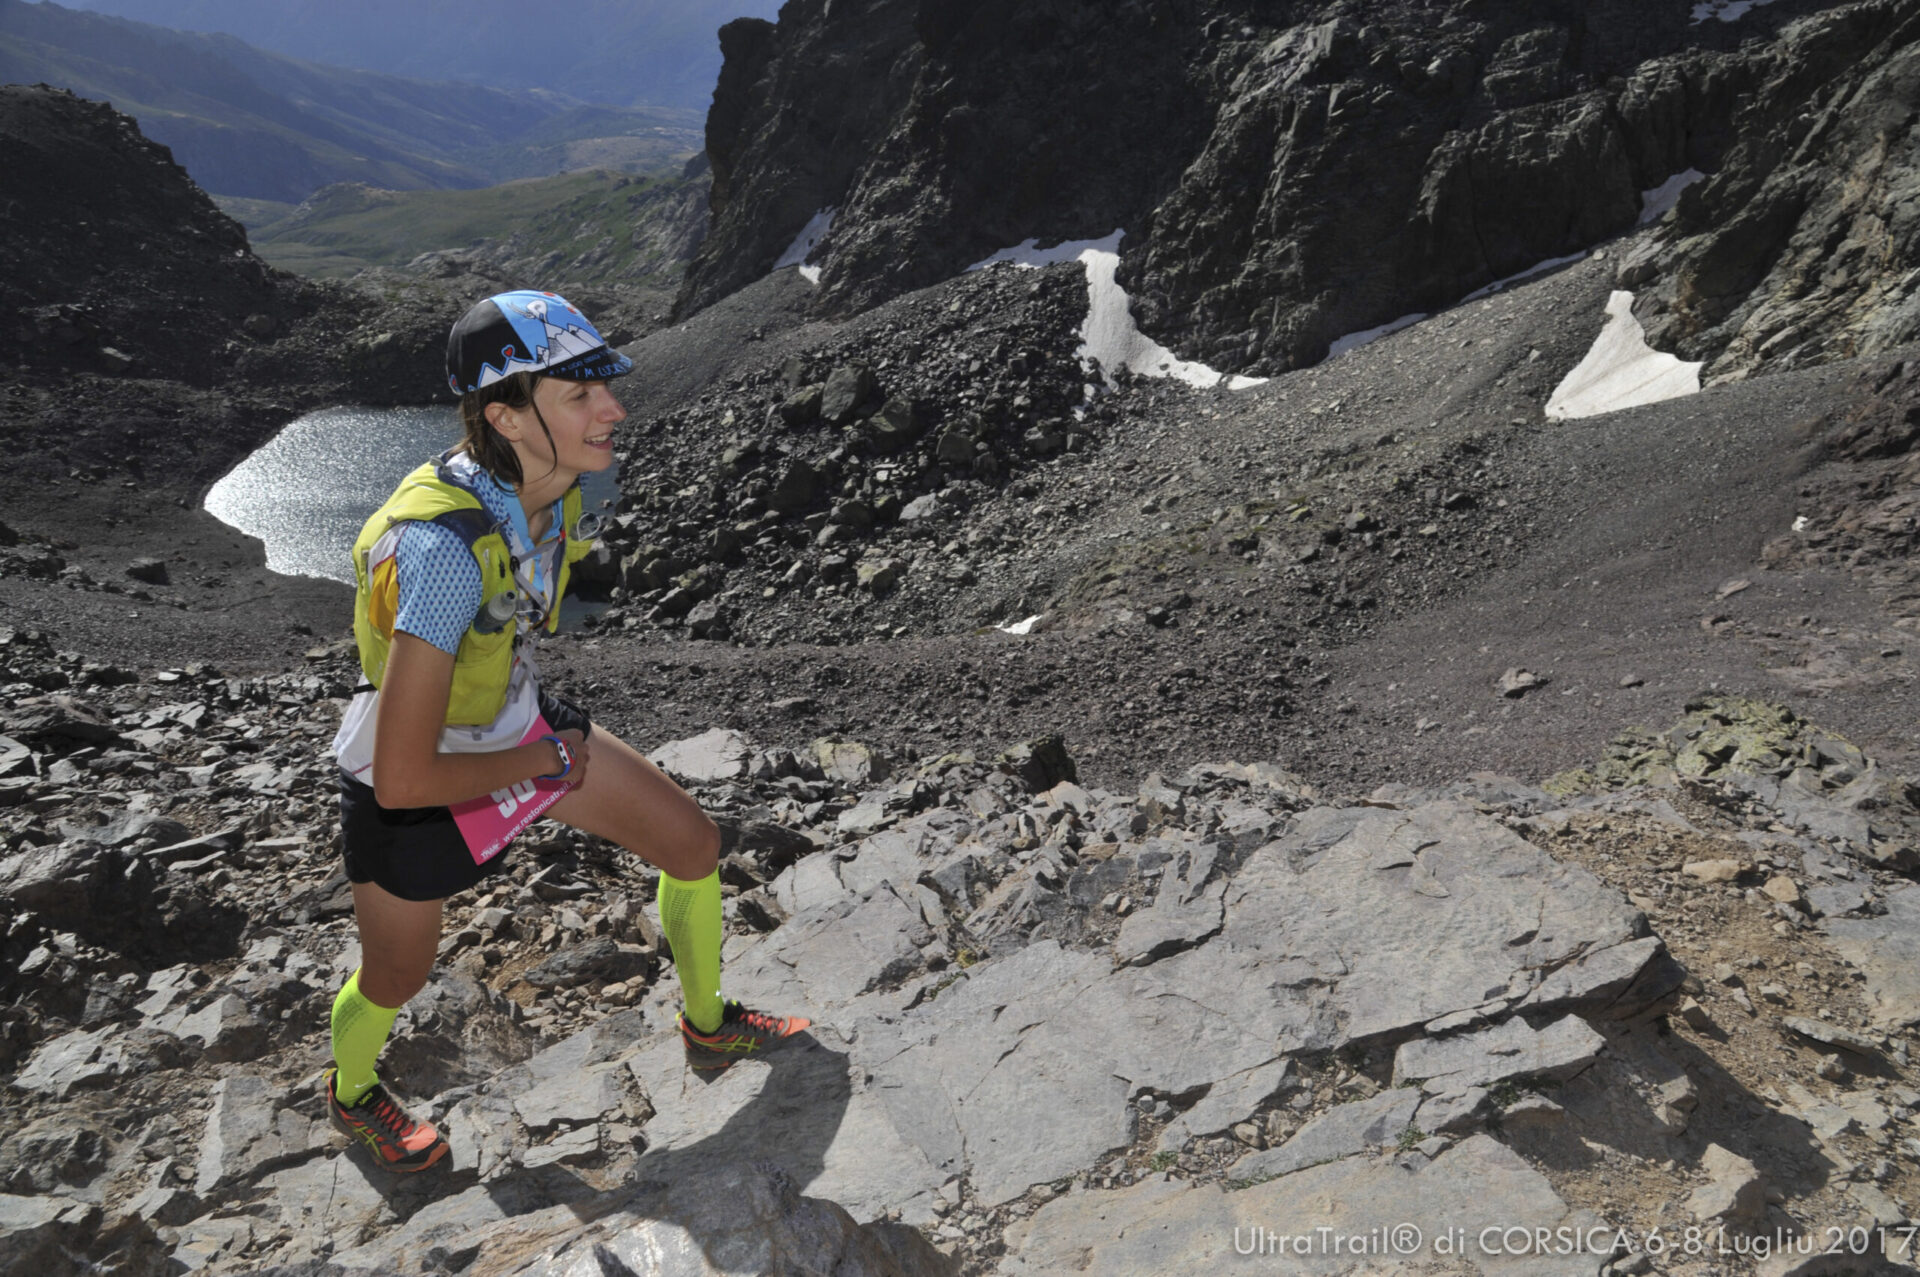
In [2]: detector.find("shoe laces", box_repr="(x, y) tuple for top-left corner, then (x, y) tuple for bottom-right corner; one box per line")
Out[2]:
(359, 1088), (415, 1138)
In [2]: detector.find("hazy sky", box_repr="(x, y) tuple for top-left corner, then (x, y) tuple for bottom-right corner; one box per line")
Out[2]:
(52, 0), (785, 109)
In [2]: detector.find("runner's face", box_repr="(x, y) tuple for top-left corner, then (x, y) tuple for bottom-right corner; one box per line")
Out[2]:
(505, 377), (625, 479)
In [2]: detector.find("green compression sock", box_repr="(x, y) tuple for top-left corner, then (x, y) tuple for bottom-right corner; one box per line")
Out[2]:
(330, 969), (400, 1107)
(657, 868), (725, 1033)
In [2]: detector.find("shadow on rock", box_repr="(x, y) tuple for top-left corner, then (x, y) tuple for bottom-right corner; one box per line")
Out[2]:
(302, 1030), (949, 1276)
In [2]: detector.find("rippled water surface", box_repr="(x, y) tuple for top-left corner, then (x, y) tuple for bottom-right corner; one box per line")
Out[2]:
(204, 406), (617, 586)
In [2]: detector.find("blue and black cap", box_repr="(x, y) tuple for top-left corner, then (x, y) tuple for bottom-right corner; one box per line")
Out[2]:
(446, 290), (633, 395)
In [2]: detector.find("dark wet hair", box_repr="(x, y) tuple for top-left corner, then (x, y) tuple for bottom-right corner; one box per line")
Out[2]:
(456, 371), (558, 485)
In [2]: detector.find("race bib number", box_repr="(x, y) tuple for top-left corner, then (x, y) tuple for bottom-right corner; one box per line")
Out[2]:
(450, 713), (575, 865)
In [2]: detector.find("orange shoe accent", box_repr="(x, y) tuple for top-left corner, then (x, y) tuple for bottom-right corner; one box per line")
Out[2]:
(680, 1001), (812, 1071)
(325, 1070), (448, 1172)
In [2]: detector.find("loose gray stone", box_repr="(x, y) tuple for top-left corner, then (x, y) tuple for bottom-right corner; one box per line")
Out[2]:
(1116, 876), (1225, 965)
(860, 941), (1282, 1206)
(899, 493), (944, 522)
(1499, 667), (1547, 697)
(1825, 883), (1920, 1028)
(820, 363), (878, 423)
(1517, 936), (1667, 1016)
(812, 737), (893, 786)
(779, 383), (823, 424)
(0, 1116), (108, 1192)
(520, 1124), (603, 1169)
(855, 557), (902, 595)
(837, 798), (896, 838)
(0, 842), (103, 918)
(1806, 881), (1872, 917)
(1687, 1142), (1767, 1223)
(725, 883), (929, 1014)
(769, 852), (857, 917)
(1784, 1082), (1860, 1141)
(648, 728), (752, 783)
(1413, 1086), (1493, 1135)
(525, 938), (650, 990)
(151, 993), (268, 1062)
(194, 1074), (322, 1194)
(1215, 802), (1641, 1044)
(1226, 1087), (1421, 1181)
(125, 557), (169, 585)
(10, 1026), (129, 1097)
(625, 1024), (944, 1226)
(1500, 1094), (1566, 1128)
(256, 1153), (391, 1244)
(1156, 1059), (1295, 1153)
(837, 826), (933, 899)
(228, 760), (296, 793)
(514, 1065), (627, 1132)
(1393, 1015), (1606, 1092)
(1780, 1015), (1881, 1057)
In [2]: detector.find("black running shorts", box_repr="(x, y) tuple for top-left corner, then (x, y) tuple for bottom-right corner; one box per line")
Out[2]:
(339, 689), (590, 902)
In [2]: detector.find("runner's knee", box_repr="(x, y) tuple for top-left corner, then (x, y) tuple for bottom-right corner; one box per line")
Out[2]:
(356, 964), (430, 1008)
(653, 810), (719, 880)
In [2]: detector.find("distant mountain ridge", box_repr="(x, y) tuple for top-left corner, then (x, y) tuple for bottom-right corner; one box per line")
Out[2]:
(54, 0), (782, 111)
(0, 0), (702, 202)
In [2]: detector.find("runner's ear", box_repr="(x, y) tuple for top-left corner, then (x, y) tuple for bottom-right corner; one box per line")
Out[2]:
(484, 400), (524, 442)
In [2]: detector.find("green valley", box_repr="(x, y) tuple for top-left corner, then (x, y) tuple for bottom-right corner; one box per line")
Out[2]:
(230, 168), (708, 283)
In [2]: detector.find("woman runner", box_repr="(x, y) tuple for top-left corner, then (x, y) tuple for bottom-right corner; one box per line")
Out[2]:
(323, 290), (807, 1171)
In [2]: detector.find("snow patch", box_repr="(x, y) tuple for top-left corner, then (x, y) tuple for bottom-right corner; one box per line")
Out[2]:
(774, 207), (835, 285)
(1328, 313), (1427, 360)
(1463, 251), (1588, 303)
(1691, 0), (1778, 23)
(996, 614), (1045, 636)
(968, 234), (1124, 271)
(970, 231), (1267, 391)
(1638, 169), (1705, 226)
(1545, 290), (1702, 420)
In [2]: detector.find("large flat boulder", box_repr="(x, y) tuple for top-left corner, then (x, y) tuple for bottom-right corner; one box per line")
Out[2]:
(997, 1134), (1602, 1275)
(732, 798), (1656, 1209)
(1214, 803), (1645, 1043)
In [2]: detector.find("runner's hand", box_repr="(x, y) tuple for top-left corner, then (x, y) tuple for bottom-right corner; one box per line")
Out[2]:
(552, 729), (589, 787)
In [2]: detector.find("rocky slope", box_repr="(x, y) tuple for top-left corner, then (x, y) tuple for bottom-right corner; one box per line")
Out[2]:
(5, 624), (1920, 1274)
(684, 0), (1920, 381)
(6, 4), (1920, 1275)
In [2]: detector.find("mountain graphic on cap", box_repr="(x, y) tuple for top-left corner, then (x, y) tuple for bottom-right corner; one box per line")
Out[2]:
(447, 289), (633, 394)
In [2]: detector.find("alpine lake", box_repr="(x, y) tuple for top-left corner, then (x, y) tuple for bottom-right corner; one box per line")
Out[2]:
(204, 405), (617, 627)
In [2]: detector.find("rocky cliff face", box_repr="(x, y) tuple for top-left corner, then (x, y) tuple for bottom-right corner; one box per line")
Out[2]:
(683, 0), (1920, 379)
(1630, 1), (1920, 379)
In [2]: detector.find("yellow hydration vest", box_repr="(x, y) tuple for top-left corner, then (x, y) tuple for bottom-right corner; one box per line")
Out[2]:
(350, 458), (595, 726)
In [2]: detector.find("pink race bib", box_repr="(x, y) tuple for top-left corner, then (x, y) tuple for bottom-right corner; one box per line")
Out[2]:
(450, 714), (576, 865)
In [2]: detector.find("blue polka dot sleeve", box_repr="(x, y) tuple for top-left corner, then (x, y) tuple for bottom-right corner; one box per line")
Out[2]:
(392, 522), (483, 655)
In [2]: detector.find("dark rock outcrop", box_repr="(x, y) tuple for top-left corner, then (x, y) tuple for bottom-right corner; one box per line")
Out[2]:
(683, 0), (1920, 379)
(1632, 1), (1920, 378)
(0, 84), (304, 388)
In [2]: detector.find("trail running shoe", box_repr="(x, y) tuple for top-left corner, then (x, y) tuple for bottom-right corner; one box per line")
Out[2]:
(324, 1069), (449, 1172)
(680, 1000), (812, 1071)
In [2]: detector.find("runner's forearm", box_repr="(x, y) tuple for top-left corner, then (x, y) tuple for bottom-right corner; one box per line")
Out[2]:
(372, 739), (564, 810)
